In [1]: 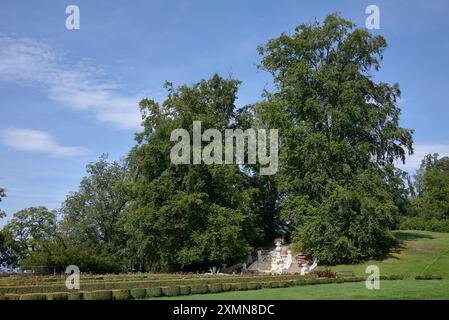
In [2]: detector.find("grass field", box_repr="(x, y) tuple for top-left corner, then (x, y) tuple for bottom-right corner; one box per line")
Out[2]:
(149, 230), (449, 300)
(151, 280), (449, 300)
(328, 230), (449, 279)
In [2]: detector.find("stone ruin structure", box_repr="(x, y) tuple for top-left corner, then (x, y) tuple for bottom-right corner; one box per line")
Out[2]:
(247, 239), (318, 275)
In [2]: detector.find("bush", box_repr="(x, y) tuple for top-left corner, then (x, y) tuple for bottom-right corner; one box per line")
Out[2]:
(19, 293), (47, 300)
(268, 281), (279, 288)
(415, 275), (443, 280)
(207, 283), (223, 293)
(190, 284), (208, 294)
(399, 216), (449, 233)
(130, 288), (146, 299)
(46, 292), (68, 300)
(222, 283), (233, 291)
(112, 289), (131, 300)
(67, 292), (84, 300)
(179, 285), (191, 295)
(162, 286), (180, 297)
(246, 282), (261, 290)
(4, 293), (20, 300)
(380, 275), (404, 280)
(83, 290), (112, 300)
(314, 269), (337, 278)
(146, 287), (162, 297)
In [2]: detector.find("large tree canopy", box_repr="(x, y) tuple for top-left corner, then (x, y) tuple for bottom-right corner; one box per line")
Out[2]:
(255, 14), (414, 264)
(124, 75), (261, 272)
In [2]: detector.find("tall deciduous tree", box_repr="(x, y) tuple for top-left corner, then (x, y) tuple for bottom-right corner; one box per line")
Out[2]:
(125, 75), (261, 272)
(256, 14), (413, 263)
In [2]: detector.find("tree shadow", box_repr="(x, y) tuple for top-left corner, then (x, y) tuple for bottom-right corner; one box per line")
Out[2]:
(394, 231), (434, 241)
(371, 231), (434, 261)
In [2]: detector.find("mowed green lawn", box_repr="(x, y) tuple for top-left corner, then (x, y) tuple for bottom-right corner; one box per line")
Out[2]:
(153, 280), (449, 300)
(328, 230), (449, 279)
(149, 230), (449, 300)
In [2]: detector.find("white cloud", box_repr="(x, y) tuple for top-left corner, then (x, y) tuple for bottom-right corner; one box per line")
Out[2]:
(0, 35), (142, 129)
(398, 144), (449, 173)
(0, 128), (89, 157)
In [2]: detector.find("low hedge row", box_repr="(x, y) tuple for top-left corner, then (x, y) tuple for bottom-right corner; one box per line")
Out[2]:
(415, 275), (443, 280)
(1, 276), (375, 300)
(0, 274), (317, 295)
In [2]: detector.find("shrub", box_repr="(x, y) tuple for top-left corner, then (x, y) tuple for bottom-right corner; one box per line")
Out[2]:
(380, 275), (404, 280)
(207, 283), (223, 293)
(399, 216), (449, 233)
(222, 283), (233, 291)
(190, 284), (208, 294)
(415, 275), (443, 280)
(179, 285), (191, 295)
(314, 269), (337, 278)
(4, 293), (20, 300)
(46, 292), (68, 300)
(269, 281), (279, 288)
(19, 293), (47, 300)
(83, 290), (112, 300)
(67, 292), (84, 300)
(130, 288), (146, 299)
(146, 287), (162, 297)
(247, 282), (261, 290)
(162, 286), (180, 297)
(112, 289), (131, 300)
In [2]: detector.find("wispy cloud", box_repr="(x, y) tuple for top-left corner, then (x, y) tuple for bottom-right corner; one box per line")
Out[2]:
(0, 35), (142, 129)
(0, 128), (89, 157)
(398, 143), (449, 173)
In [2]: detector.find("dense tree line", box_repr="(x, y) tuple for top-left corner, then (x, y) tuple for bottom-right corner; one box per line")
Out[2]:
(2, 14), (444, 272)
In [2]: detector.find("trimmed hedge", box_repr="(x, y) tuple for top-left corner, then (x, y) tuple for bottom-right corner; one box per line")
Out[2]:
(146, 287), (162, 297)
(19, 293), (47, 300)
(415, 275), (443, 280)
(46, 292), (68, 300)
(112, 289), (131, 300)
(0, 274), (316, 295)
(207, 283), (223, 293)
(4, 293), (20, 300)
(162, 286), (180, 297)
(83, 290), (112, 300)
(190, 284), (208, 294)
(67, 292), (84, 300)
(130, 288), (146, 299)
(247, 282), (261, 290)
(179, 285), (191, 295)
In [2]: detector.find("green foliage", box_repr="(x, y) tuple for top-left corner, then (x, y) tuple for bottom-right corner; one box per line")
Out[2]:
(83, 290), (113, 300)
(112, 289), (131, 300)
(146, 287), (162, 297)
(19, 293), (47, 300)
(415, 275), (442, 280)
(190, 284), (208, 294)
(399, 216), (449, 233)
(162, 286), (180, 297)
(67, 292), (84, 300)
(413, 154), (449, 220)
(207, 283), (223, 293)
(46, 292), (68, 300)
(179, 285), (191, 295)
(125, 75), (261, 272)
(256, 14), (412, 264)
(130, 288), (146, 299)
(4, 293), (20, 300)
(1, 206), (56, 264)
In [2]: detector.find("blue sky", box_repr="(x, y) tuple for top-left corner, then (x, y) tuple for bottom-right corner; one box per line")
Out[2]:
(1, 0), (449, 224)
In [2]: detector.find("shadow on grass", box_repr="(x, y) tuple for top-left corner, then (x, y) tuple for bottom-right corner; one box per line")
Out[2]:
(394, 231), (434, 241)
(371, 232), (434, 261)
